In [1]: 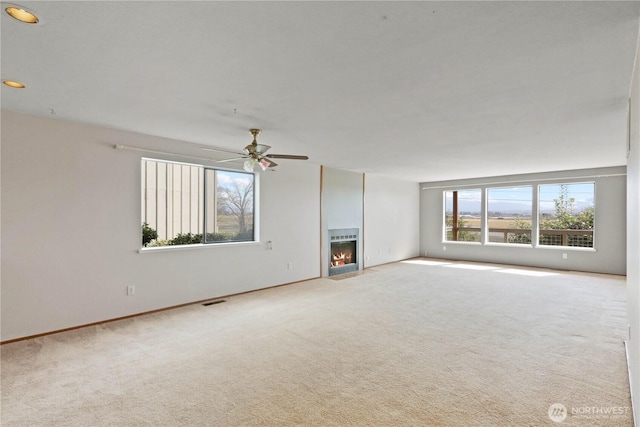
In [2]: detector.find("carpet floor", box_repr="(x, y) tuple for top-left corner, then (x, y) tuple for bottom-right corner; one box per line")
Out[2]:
(1, 258), (632, 426)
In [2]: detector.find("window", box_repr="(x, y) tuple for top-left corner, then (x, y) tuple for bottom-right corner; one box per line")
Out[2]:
(487, 186), (532, 244)
(538, 183), (594, 248)
(444, 189), (481, 242)
(442, 181), (596, 249)
(204, 168), (255, 243)
(141, 159), (255, 247)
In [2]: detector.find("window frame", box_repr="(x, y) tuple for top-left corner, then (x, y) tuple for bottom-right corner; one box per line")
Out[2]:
(537, 181), (595, 249)
(140, 157), (259, 251)
(443, 188), (483, 244)
(203, 167), (257, 244)
(441, 181), (596, 251)
(486, 185), (533, 246)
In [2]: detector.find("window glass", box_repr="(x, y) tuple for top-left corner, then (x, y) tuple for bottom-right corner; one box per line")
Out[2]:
(141, 159), (255, 247)
(204, 169), (254, 243)
(444, 189), (481, 242)
(487, 186), (532, 244)
(538, 183), (594, 248)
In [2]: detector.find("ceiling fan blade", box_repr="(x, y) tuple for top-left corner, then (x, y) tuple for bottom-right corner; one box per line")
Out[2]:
(224, 130), (300, 170)
(217, 156), (246, 163)
(265, 158), (278, 168)
(245, 128), (271, 155)
(243, 143), (271, 155)
(255, 144), (271, 154)
(258, 156), (278, 169)
(265, 154), (309, 160)
(201, 146), (244, 156)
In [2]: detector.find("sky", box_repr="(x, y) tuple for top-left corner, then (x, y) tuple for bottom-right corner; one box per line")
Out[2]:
(216, 169), (253, 187)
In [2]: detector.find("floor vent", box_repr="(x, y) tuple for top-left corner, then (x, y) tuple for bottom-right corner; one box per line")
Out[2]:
(202, 300), (226, 306)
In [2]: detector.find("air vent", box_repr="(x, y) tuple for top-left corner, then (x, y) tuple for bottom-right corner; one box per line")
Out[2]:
(202, 300), (226, 306)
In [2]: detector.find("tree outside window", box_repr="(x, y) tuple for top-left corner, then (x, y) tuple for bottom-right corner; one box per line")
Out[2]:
(539, 183), (594, 248)
(205, 170), (254, 243)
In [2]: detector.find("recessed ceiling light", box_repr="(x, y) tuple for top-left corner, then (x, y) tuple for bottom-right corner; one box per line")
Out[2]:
(3, 80), (26, 89)
(5, 5), (39, 24)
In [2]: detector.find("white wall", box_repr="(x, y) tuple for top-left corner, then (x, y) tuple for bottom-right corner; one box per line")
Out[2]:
(1, 111), (421, 341)
(627, 29), (640, 427)
(320, 168), (420, 276)
(363, 174), (420, 267)
(0, 110), (321, 341)
(420, 167), (627, 275)
(321, 167), (364, 277)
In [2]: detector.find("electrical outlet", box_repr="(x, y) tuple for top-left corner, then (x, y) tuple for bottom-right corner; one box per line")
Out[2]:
(127, 285), (135, 296)
(287, 262), (293, 270)
(443, 246), (447, 251)
(562, 253), (568, 259)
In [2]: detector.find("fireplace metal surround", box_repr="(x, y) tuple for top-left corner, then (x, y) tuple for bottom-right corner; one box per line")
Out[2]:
(328, 228), (359, 276)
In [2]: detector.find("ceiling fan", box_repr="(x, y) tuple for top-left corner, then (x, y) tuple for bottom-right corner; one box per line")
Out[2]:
(202, 129), (309, 172)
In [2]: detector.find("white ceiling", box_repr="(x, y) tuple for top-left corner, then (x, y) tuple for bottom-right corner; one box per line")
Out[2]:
(2, 1), (639, 182)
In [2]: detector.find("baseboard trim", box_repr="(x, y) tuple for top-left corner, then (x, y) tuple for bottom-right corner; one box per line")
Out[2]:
(1, 276), (320, 345)
(625, 340), (637, 427)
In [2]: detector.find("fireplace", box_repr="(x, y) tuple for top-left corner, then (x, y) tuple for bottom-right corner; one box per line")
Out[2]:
(328, 228), (359, 276)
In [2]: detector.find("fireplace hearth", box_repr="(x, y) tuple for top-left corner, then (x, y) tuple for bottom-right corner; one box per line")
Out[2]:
(328, 228), (359, 276)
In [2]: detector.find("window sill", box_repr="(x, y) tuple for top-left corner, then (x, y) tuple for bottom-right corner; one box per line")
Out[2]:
(535, 245), (596, 252)
(139, 241), (261, 254)
(483, 242), (534, 249)
(441, 241), (482, 245)
(444, 241), (597, 252)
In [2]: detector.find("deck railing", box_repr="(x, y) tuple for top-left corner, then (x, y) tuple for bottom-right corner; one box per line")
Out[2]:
(447, 227), (593, 248)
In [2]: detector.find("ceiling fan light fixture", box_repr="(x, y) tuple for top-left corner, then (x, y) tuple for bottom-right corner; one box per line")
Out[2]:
(258, 158), (270, 171)
(243, 158), (257, 172)
(5, 5), (39, 24)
